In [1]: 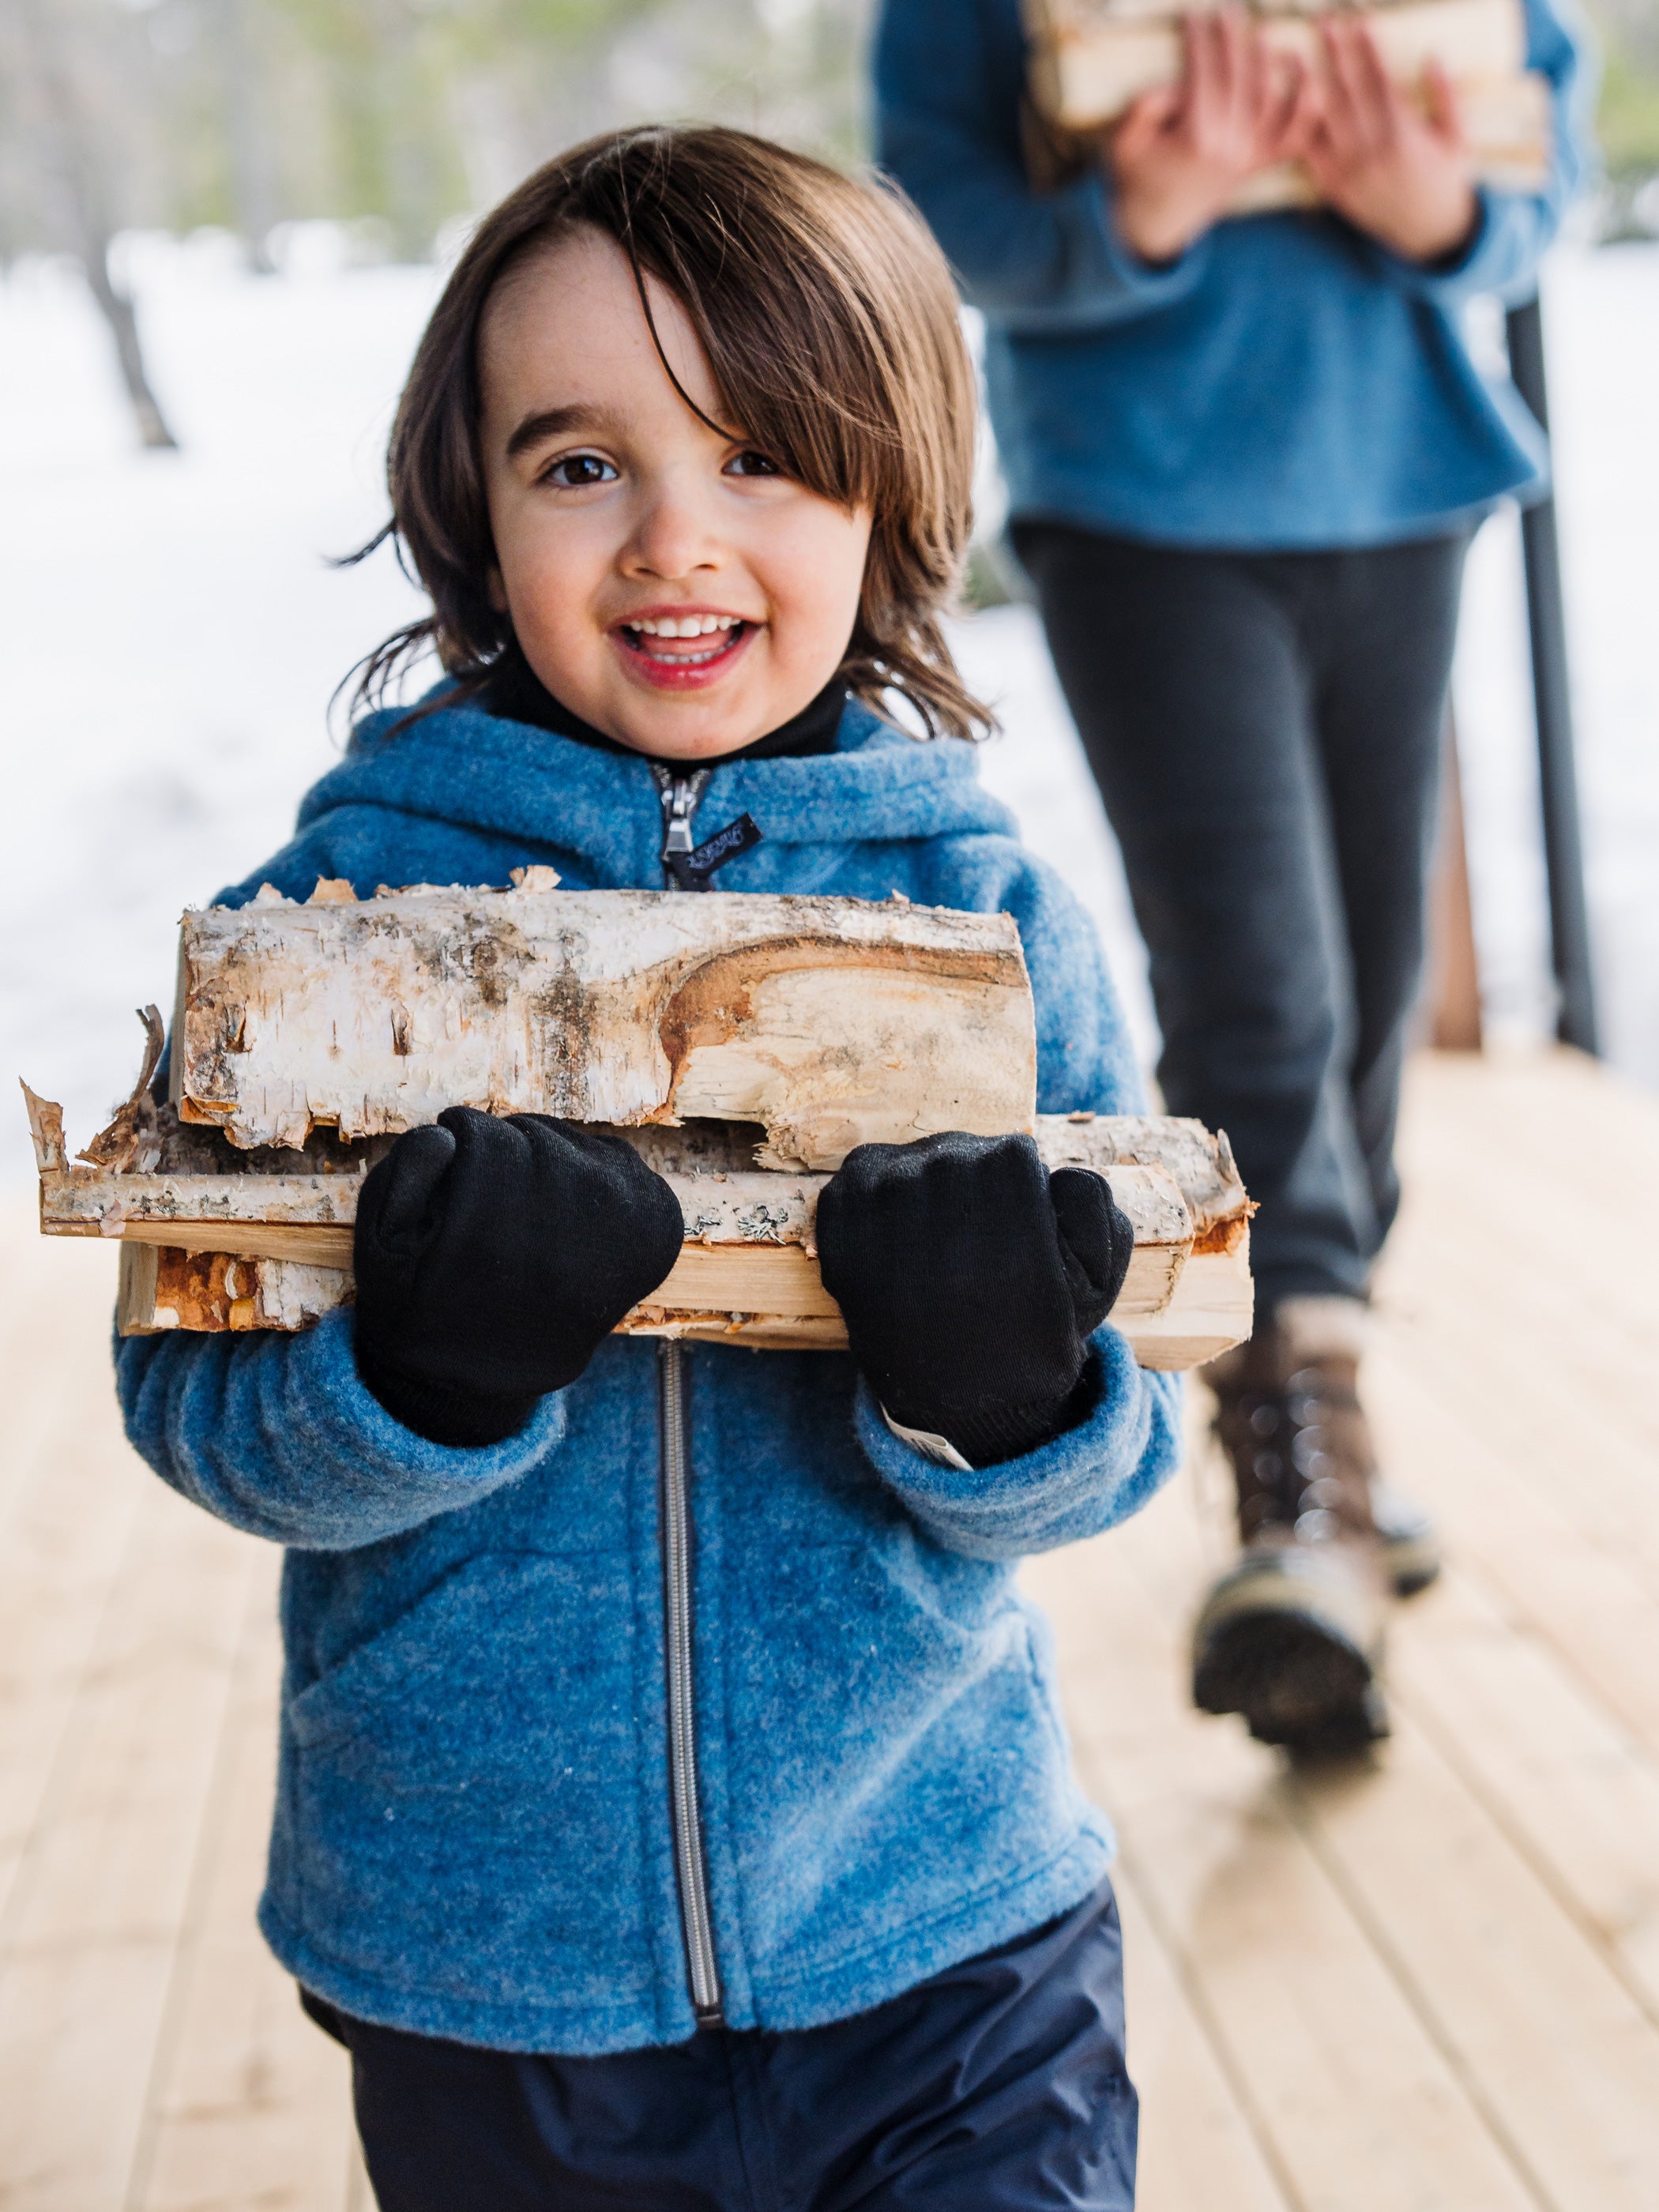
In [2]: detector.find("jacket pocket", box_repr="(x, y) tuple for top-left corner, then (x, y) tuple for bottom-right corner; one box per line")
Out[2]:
(284, 1552), (654, 2012)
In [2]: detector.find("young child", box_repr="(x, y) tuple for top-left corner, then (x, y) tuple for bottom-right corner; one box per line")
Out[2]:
(118, 126), (1181, 2208)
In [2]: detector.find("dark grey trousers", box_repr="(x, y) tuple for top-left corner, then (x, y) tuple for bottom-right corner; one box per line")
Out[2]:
(1014, 521), (1469, 1314)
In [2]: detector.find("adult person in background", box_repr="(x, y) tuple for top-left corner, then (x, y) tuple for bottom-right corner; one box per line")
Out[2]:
(878, 0), (1589, 1753)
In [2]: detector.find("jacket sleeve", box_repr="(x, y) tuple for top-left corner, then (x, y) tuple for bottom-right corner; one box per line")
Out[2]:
(860, 826), (1182, 1554)
(917, 830), (1146, 1115)
(852, 1330), (1183, 1559)
(1364, 0), (1593, 309)
(115, 1309), (567, 1551)
(874, 0), (1212, 333)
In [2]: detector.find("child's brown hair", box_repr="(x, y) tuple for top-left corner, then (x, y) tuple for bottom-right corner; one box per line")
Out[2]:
(354, 125), (989, 740)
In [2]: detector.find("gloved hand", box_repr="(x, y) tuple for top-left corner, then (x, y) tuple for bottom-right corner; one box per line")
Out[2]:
(816, 1132), (1136, 1468)
(352, 1108), (683, 1446)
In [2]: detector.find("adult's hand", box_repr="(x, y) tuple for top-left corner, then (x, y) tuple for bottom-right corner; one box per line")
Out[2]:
(1108, 9), (1312, 265)
(817, 1132), (1135, 1468)
(1299, 17), (1478, 262)
(352, 1108), (683, 1446)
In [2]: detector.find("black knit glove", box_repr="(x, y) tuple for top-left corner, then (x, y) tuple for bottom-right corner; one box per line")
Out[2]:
(352, 1108), (683, 1446)
(816, 1132), (1135, 1468)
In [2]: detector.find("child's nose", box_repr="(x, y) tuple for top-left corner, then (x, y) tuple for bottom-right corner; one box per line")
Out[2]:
(623, 478), (722, 581)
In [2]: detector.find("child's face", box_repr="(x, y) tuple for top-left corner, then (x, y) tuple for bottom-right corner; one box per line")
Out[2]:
(479, 228), (873, 760)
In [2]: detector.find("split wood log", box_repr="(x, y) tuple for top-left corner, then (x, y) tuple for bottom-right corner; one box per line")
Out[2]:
(170, 877), (1038, 1171)
(1024, 0), (1548, 198)
(36, 1085), (1251, 1367)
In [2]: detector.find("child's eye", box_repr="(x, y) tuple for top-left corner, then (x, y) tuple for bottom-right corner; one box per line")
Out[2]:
(725, 450), (783, 478)
(544, 453), (617, 488)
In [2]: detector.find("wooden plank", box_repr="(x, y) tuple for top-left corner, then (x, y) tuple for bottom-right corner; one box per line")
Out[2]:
(89, 1127), (1250, 1367)
(1389, 1568), (1659, 2027)
(1114, 1864), (1292, 2212)
(1374, 1276), (1659, 1605)
(1392, 1052), (1659, 1334)
(0, 1355), (143, 1939)
(130, 1555), (359, 2212)
(1288, 1714), (1659, 2212)
(117, 1194), (1191, 1318)
(1364, 1333), (1659, 1764)
(1026, 1497), (1541, 2211)
(1121, 1342), (1659, 2207)
(0, 1476), (254, 2210)
(0, 1223), (120, 1529)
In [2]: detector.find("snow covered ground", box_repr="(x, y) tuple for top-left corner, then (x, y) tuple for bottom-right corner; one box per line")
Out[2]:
(2, 231), (1655, 1179)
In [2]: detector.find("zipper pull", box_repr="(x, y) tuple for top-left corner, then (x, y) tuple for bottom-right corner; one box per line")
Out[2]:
(650, 764), (763, 893)
(652, 766), (711, 892)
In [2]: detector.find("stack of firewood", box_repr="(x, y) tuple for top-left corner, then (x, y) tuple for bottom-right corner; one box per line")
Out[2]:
(24, 879), (1253, 1370)
(1022, 0), (1549, 209)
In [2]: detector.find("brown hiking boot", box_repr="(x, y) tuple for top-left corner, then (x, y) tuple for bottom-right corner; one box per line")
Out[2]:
(1192, 1303), (1392, 1755)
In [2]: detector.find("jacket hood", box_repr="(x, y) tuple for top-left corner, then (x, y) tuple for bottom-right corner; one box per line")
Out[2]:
(295, 686), (1016, 893)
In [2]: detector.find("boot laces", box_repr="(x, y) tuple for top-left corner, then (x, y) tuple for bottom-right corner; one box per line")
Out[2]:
(1229, 1365), (1352, 1542)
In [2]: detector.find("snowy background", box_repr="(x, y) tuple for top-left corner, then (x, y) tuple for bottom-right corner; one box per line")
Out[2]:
(2, 230), (1656, 1178)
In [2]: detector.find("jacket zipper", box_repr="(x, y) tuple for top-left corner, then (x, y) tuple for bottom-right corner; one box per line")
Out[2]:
(652, 762), (724, 2026)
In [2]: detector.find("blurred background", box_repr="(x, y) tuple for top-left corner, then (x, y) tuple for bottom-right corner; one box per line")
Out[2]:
(2, 0), (1657, 1162)
(3, 12), (1659, 2204)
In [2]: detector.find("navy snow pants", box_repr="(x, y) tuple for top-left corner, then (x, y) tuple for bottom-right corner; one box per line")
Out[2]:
(303, 1879), (1137, 2210)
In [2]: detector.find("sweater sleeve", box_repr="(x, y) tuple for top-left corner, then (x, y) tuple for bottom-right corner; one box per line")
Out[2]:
(917, 830), (1146, 1115)
(1362, 0), (1592, 310)
(115, 1308), (567, 1551)
(874, 0), (1211, 333)
(853, 1327), (1183, 1559)
(859, 825), (1182, 1553)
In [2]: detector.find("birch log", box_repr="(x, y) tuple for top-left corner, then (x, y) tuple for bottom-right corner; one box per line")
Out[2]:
(1024, 0), (1548, 195)
(171, 878), (1037, 1171)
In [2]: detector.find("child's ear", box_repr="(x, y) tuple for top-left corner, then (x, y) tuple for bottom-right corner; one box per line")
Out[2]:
(487, 566), (509, 615)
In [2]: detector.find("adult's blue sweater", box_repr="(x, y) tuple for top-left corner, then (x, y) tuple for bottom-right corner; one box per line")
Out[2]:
(875, 0), (1591, 548)
(115, 690), (1183, 2054)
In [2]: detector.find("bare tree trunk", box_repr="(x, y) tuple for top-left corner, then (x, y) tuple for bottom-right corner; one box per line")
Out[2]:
(16, 0), (179, 449)
(220, 0), (278, 274)
(77, 237), (179, 449)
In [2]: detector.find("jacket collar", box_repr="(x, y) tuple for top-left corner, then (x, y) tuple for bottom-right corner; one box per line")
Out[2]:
(296, 683), (1013, 882)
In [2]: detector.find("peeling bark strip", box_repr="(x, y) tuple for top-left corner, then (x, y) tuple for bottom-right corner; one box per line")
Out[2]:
(173, 882), (1038, 1169)
(1025, 0), (1549, 198)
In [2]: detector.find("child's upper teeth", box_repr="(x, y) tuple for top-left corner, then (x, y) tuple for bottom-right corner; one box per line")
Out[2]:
(630, 615), (736, 637)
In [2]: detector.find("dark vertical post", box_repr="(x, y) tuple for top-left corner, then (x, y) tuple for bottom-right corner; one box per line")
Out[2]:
(1505, 292), (1598, 1054)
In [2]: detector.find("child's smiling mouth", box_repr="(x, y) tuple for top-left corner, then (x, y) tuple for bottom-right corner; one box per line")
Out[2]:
(611, 609), (759, 691)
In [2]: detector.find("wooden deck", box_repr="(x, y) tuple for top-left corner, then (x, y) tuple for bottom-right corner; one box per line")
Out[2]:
(3, 1047), (1658, 2209)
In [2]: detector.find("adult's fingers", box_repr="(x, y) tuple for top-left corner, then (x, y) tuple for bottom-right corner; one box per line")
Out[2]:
(1240, 14), (1272, 131)
(1349, 20), (1401, 143)
(1112, 82), (1181, 171)
(1183, 10), (1225, 129)
(1263, 50), (1316, 160)
(1213, 9), (1256, 123)
(1421, 55), (1465, 149)
(1322, 16), (1392, 156)
(1315, 17), (1364, 154)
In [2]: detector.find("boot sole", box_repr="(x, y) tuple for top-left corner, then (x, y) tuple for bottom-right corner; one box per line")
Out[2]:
(1194, 1608), (1389, 1756)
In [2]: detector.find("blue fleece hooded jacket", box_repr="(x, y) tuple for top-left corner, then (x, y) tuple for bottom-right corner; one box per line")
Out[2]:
(875, 0), (1591, 548)
(115, 690), (1183, 2054)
